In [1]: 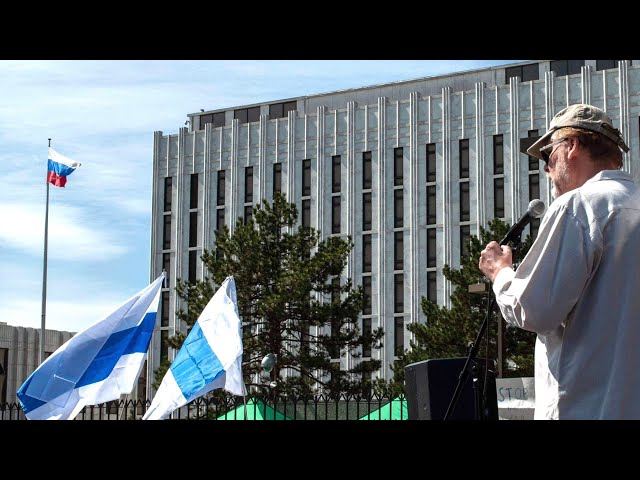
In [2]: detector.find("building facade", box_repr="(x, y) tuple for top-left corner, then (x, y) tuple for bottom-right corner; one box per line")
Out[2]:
(147, 60), (638, 397)
(0, 322), (74, 408)
(0, 321), (149, 418)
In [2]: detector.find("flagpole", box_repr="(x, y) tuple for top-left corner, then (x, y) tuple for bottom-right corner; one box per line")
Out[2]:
(40, 138), (52, 365)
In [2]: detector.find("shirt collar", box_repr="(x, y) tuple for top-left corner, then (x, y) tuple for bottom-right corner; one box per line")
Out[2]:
(585, 169), (633, 185)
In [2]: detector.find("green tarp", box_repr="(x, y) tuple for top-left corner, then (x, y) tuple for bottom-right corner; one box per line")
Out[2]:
(359, 398), (408, 420)
(217, 398), (291, 420)
(216, 397), (408, 420)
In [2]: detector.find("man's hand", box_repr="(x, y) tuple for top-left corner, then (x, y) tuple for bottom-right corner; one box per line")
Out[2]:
(479, 241), (513, 282)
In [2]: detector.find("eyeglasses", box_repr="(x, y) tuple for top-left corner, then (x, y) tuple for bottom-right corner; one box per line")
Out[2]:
(539, 138), (567, 163)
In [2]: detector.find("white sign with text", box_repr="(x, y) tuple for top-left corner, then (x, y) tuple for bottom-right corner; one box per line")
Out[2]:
(496, 377), (535, 420)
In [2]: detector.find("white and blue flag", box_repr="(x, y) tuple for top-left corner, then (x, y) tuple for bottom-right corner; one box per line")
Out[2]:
(143, 276), (245, 420)
(17, 273), (165, 420)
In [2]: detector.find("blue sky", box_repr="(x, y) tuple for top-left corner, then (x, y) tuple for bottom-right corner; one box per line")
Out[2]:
(0, 60), (521, 333)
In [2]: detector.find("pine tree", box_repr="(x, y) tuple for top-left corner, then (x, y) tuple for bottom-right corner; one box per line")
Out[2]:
(155, 192), (384, 399)
(389, 218), (537, 388)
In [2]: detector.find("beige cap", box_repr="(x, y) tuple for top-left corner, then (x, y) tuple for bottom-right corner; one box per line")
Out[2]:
(527, 103), (629, 160)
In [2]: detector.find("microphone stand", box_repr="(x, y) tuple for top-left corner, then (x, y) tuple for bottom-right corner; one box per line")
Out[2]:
(442, 234), (523, 421)
(442, 294), (497, 420)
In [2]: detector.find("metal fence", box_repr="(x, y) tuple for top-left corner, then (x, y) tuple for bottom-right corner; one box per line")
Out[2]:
(0, 393), (408, 420)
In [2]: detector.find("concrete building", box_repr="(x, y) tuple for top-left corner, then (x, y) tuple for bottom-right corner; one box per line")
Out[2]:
(0, 322), (74, 410)
(0, 321), (149, 419)
(147, 60), (638, 397)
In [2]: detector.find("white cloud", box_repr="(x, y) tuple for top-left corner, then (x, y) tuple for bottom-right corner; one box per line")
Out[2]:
(0, 258), (152, 333)
(0, 202), (128, 261)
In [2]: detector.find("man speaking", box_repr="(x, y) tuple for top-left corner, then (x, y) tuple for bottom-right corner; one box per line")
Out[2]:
(479, 104), (640, 419)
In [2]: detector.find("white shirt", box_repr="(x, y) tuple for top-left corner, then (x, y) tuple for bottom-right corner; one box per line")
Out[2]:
(492, 170), (640, 419)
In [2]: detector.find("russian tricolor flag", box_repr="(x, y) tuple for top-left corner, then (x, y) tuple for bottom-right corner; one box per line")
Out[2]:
(47, 147), (81, 187)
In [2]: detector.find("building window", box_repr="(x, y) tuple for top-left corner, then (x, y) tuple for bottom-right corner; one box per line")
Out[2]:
(216, 209), (225, 233)
(269, 101), (296, 120)
(331, 276), (340, 304)
(460, 225), (470, 258)
(244, 205), (253, 223)
(362, 151), (372, 190)
(394, 317), (404, 357)
(190, 173), (199, 210)
(331, 155), (341, 234)
(332, 196), (341, 234)
(596, 60), (623, 71)
(163, 177), (172, 212)
(426, 143), (437, 183)
(332, 155), (341, 193)
(394, 190), (403, 228)
(330, 277), (340, 322)
(494, 178), (504, 218)
(273, 163), (282, 196)
(523, 128), (542, 235)
(0, 347), (7, 404)
(459, 139), (469, 179)
(362, 318), (372, 358)
(363, 192), (372, 231)
(330, 278), (340, 360)
(161, 291), (169, 327)
(302, 199), (310, 228)
(529, 173), (540, 203)
(526, 129), (540, 171)
(162, 253), (170, 287)
(217, 170), (225, 206)
(427, 228), (436, 268)
(427, 185), (436, 225)
(330, 317), (341, 360)
(427, 271), (437, 303)
(362, 276), (372, 315)
(245, 167), (253, 203)
(530, 217), (541, 239)
(328, 277), (340, 360)
(505, 63), (539, 83)
(136, 360), (147, 408)
(189, 211), (197, 248)
(234, 106), (260, 124)
(200, 112), (225, 129)
(494, 135), (504, 174)
(163, 215), (171, 250)
(550, 60), (584, 77)
(160, 330), (169, 363)
(302, 159), (311, 197)
(394, 231), (403, 271)
(394, 147), (403, 186)
(188, 250), (197, 283)
(394, 273), (403, 313)
(494, 132), (505, 221)
(362, 234), (371, 273)
(361, 360), (373, 384)
(529, 173), (541, 238)
(460, 181), (470, 222)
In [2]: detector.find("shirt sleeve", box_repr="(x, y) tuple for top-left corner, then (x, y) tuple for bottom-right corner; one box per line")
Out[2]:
(491, 201), (599, 334)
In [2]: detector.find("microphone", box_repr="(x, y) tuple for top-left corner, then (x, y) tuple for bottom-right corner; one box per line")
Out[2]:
(499, 199), (546, 246)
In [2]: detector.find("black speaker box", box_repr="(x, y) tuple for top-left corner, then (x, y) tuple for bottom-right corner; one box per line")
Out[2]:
(405, 357), (498, 420)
